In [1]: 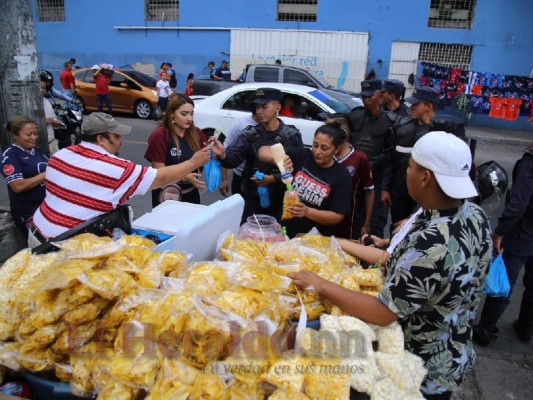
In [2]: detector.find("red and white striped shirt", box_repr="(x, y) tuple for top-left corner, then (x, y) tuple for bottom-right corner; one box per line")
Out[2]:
(33, 142), (157, 239)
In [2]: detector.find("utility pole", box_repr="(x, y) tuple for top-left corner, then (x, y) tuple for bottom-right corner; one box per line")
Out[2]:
(0, 0), (48, 153)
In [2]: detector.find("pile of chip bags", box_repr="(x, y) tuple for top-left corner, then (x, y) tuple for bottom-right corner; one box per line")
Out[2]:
(0, 231), (426, 399)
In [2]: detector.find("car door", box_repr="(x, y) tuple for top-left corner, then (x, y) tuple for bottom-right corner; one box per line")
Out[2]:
(107, 71), (131, 113)
(277, 91), (332, 146)
(219, 89), (256, 134)
(73, 69), (97, 110)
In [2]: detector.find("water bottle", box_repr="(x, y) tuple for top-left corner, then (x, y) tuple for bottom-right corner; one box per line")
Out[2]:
(255, 171), (270, 208)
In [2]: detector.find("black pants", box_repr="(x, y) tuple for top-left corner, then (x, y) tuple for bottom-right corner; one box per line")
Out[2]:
(390, 175), (417, 229)
(478, 251), (533, 336)
(231, 173), (243, 197)
(357, 164), (388, 238)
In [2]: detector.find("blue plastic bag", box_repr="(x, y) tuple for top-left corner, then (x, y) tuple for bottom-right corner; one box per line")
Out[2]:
(483, 253), (510, 298)
(254, 171), (270, 208)
(204, 151), (221, 192)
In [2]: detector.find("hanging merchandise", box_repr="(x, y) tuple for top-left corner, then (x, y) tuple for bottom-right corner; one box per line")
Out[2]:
(418, 62), (532, 121)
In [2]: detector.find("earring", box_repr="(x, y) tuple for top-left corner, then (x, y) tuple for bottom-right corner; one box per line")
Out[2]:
(171, 118), (175, 124)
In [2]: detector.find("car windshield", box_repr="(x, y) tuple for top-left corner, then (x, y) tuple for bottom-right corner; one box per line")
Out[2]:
(309, 90), (350, 113)
(312, 74), (334, 88)
(121, 70), (157, 87)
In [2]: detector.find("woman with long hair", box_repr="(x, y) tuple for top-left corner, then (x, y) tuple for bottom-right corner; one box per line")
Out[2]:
(144, 93), (207, 207)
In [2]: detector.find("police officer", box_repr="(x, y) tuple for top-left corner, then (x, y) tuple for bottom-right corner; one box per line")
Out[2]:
(382, 86), (440, 226)
(474, 143), (533, 346)
(381, 79), (410, 117)
(348, 79), (393, 238)
(212, 88), (304, 223)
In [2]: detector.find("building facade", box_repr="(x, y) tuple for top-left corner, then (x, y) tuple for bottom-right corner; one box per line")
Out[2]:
(32, 0), (533, 130)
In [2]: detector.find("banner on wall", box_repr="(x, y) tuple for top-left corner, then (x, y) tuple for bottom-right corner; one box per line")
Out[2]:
(230, 29), (369, 92)
(419, 62), (532, 121)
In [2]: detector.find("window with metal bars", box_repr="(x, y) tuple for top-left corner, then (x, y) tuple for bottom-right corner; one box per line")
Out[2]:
(145, 0), (179, 21)
(36, 0), (65, 22)
(418, 43), (473, 70)
(277, 0), (318, 22)
(428, 0), (476, 29)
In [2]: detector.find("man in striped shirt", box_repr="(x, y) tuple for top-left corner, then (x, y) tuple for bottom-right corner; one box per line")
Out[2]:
(28, 112), (209, 247)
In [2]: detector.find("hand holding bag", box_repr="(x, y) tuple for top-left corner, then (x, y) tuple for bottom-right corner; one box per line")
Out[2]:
(204, 150), (222, 192)
(484, 253), (511, 298)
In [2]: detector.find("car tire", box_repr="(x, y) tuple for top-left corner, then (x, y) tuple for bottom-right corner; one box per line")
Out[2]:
(135, 100), (152, 119)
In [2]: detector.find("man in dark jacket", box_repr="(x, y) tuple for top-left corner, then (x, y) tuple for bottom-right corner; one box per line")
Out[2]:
(474, 144), (533, 345)
(382, 86), (439, 227)
(381, 79), (410, 117)
(348, 79), (392, 237)
(212, 88), (304, 223)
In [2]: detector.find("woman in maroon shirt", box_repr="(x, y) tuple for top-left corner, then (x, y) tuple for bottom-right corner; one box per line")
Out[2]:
(144, 93), (207, 207)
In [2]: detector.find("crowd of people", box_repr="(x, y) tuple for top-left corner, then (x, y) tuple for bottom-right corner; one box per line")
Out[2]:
(1, 70), (532, 399)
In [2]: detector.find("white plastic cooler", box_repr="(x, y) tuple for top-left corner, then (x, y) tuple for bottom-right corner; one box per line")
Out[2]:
(131, 194), (244, 261)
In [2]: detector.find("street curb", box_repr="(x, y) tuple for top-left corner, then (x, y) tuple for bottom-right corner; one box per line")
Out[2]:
(466, 134), (531, 147)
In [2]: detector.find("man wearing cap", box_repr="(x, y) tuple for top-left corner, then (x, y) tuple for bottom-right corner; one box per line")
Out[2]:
(381, 79), (409, 117)
(348, 79), (393, 238)
(382, 86), (440, 227)
(290, 131), (492, 399)
(214, 60), (231, 81)
(211, 88), (303, 223)
(28, 112), (209, 247)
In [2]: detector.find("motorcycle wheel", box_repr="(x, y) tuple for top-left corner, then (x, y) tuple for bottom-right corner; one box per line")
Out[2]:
(135, 100), (152, 119)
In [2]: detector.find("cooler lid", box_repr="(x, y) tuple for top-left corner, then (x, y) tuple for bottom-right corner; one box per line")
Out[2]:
(132, 200), (206, 235)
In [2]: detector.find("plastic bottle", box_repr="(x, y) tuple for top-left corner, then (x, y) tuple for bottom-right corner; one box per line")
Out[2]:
(271, 143), (293, 189)
(254, 171), (270, 208)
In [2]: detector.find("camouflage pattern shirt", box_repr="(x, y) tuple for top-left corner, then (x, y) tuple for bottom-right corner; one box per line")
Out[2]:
(378, 201), (492, 396)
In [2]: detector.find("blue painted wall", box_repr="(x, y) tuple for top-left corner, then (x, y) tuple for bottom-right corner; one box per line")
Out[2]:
(32, 0), (533, 130)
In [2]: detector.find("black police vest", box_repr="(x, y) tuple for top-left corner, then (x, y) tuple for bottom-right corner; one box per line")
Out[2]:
(389, 113), (432, 174)
(241, 124), (300, 196)
(348, 108), (392, 160)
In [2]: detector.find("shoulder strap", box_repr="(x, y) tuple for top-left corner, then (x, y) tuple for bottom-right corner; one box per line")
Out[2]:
(348, 108), (367, 131)
(278, 124), (299, 143)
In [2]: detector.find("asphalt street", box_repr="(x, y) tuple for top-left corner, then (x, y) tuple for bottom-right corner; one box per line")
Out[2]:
(0, 114), (532, 398)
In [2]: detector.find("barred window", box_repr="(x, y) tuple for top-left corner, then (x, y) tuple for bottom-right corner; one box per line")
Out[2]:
(145, 0), (179, 21)
(428, 0), (476, 29)
(277, 0), (318, 22)
(419, 43), (473, 70)
(36, 0), (65, 22)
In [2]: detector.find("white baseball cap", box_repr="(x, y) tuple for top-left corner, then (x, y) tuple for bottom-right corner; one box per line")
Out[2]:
(396, 131), (478, 199)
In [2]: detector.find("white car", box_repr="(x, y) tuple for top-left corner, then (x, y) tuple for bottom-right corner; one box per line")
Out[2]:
(193, 82), (352, 146)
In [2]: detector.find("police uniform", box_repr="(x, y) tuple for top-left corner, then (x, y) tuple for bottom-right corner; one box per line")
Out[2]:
(475, 146), (533, 344)
(220, 88), (304, 223)
(348, 79), (393, 238)
(382, 79), (410, 117)
(382, 87), (440, 226)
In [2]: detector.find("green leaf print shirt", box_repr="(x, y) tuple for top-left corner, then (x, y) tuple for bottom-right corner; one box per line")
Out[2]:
(378, 201), (492, 395)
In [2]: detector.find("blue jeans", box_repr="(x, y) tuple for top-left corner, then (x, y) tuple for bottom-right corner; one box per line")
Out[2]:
(97, 93), (112, 114)
(478, 251), (533, 335)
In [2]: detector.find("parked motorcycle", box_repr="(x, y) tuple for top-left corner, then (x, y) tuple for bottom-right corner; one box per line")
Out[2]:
(53, 99), (83, 149)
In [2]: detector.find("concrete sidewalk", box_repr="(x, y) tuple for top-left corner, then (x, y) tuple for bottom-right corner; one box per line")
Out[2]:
(466, 125), (532, 147)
